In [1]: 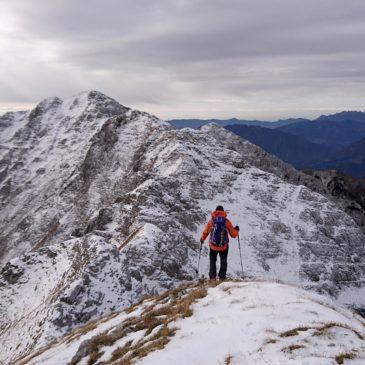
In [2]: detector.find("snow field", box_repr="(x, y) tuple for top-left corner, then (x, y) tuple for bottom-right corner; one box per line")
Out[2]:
(22, 281), (365, 365)
(138, 282), (365, 365)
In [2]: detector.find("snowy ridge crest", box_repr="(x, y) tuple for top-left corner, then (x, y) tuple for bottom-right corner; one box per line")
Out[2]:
(16, 281), (365, 365)
(0, 92), (365, 363)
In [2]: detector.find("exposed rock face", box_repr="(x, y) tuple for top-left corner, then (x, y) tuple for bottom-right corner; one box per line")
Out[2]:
(0, 91), (364, 363)
(0, 91), (130, 262)
(0, 235), (127, 361)
(303, 169), (365, 230)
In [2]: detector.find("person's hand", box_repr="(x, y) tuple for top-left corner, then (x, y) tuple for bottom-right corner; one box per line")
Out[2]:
(234, 226), (240, 231)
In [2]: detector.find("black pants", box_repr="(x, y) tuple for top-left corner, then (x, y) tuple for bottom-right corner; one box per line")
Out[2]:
(209, 248), (228, 279)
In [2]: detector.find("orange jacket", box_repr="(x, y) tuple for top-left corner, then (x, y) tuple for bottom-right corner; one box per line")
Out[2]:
(201, 210), (238, 251)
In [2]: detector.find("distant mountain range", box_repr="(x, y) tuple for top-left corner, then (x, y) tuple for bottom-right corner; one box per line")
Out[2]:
(277, 119), (365, 150)
(225, 125), (334, 169)
(316, 110), (365, 123)
(168, 111), (365, 130)
(311, 137), (365, 178)
(167, 111), (365, 179)
(167, 117), (310, 129)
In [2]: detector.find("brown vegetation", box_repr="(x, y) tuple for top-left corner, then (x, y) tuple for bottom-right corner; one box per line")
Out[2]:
(32, 221), (60, 251)
(335, 352), (357, 364)
(279, 326), (310, 337)
(118, 227), (143, 251)
(265, 338), (277, 344)
(68, 281), (208, 365)
(282, 344), (305, 352)
(313, 322), (364, 340)
(224, 354), (233, 364)
(279, 321), (364, 342)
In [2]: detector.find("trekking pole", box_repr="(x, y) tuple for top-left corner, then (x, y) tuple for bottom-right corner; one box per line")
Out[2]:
(196, 240), (203, 276)
(237, 233), (244, 278)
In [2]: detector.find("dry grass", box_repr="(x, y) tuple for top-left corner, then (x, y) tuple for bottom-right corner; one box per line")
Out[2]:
(63, 311), (119, 345)
(15, 341), (58, 365)
(65, 321), (99, 344)
(157, 325), (177, 338)
(87, 330), (118, 365)
(335, 352), (357, 364)
(313, 322), (364, 340)
(14, 280), (220, 365)
(110, 340), (133, 362)
(16, 279), (365, 365)
(279, 320), (364, 342)
(225, 354), (233, 364)
(118, 227), (143, 251)
(124, 295), (151, 314)
(265, 338), (277, 344)
(115, 359), (132, 365)
(282, 344), (305, 352)
(208, 279), (221, 288)
(218, 282), (241, 292)
(18, 280), (241, 365)
(221, 285), (241, 293)
(279, 326), (310, 337)
(32, 221), (60, 251)
(130, 337), (169, 358)
(67, 282), (208, 365)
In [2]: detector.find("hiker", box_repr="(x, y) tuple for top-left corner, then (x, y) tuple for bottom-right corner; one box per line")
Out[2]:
(200, 206), (239, 280)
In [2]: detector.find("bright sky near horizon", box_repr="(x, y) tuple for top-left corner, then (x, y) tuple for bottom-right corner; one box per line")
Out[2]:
(1, 0), (365, 120)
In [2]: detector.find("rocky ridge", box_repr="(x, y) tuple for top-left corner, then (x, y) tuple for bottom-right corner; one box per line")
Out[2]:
(0, 91), (364, 363)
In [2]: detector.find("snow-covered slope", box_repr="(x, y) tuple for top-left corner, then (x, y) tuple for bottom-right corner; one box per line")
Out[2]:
(0, 235), (127, 364)
(16, 280), (365, 365)
(0, 91), (130, 262)
(1, 91), (365, 364)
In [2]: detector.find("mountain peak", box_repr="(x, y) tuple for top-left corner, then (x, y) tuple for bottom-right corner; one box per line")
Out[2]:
(1, 92), (365, 363)
(316, 110), (365, 122)
(36, 96), (63, 110)
(28, 96), (63, 120)
(63, 90), (129, 119)
(72, 89), (117, 105)
(27, 90), (129, 124)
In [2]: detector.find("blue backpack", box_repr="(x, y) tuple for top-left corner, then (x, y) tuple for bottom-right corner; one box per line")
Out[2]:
(209, 217), (229, 246)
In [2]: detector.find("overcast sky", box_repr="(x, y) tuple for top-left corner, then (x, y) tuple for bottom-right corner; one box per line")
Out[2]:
(1, 0), (365, 120)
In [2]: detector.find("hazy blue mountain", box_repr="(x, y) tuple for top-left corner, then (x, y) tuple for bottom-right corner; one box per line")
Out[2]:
(316, 111), (365, 123)
(226, 124), (365, 179)
(168, 111), (365, 131)
(311, 137), (365, 179)
(169, 111), (365, 177)
(167, 117), (308, 129)
(277, 119), (365, 150)
(225, 125), (334, 169)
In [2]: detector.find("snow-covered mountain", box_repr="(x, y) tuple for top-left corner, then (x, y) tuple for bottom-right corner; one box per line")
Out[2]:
(15, 280), (365, 365)
(1, 91), (365, 364)
(0, 91), (130, 262)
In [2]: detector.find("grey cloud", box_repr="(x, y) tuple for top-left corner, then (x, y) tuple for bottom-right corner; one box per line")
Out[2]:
(1, 0), (365, 118)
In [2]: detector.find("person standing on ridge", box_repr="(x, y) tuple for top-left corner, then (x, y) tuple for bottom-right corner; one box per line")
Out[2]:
(200, 206), (239, 280)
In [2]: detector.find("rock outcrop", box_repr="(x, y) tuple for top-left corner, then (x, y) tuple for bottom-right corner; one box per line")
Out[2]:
(0, 91), (364, 363)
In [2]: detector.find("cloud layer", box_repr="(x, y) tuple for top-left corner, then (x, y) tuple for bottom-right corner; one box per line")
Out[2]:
(1, 0), (365, 119)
